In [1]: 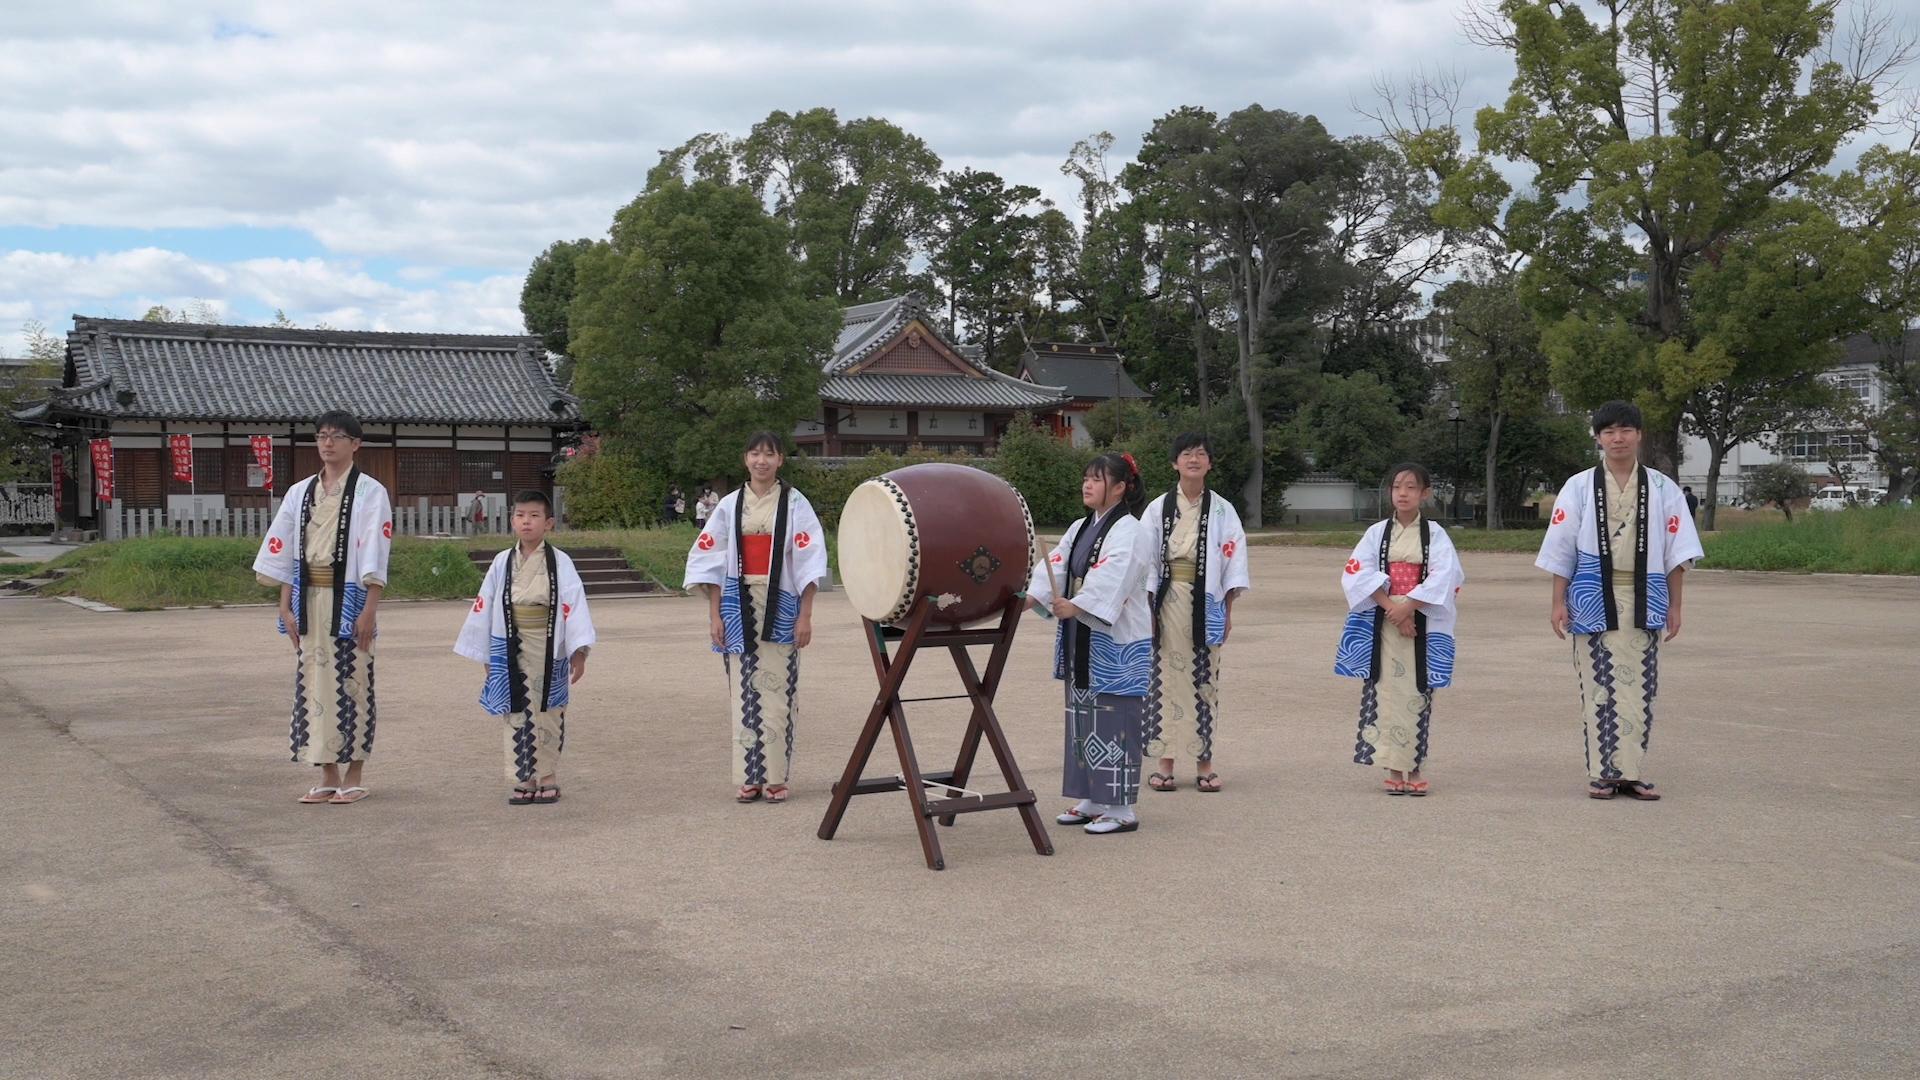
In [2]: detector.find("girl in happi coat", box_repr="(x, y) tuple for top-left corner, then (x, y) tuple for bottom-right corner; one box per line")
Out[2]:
(1139, 432), (1250, 794)
(1335, 463), (1464, 796)
(251, 410), (393, 805)
(1026, 452), (1154, 835)
(455, 490), (597, 804)
(1535, 401), (1702, 801)
(685, 432), (829, 805)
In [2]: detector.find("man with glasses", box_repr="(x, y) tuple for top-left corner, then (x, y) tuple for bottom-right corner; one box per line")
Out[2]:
(252, 410), (394, 804)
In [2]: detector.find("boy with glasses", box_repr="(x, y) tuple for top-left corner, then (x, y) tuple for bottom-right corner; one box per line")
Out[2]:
(252, 410), (394, 804)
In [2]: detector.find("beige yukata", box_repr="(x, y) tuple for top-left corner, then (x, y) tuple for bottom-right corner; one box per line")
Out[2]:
(729, 484), (798, 788)
(505, 544), (566, 784)
(290, 480), (375, 766)
(1148, 492), (1221, 762)
(1355, 519), (1432, 774)
(1574, 471), (1659, 783)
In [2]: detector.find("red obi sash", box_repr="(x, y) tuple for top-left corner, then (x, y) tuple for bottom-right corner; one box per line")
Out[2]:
(1387, 561), (1422, 596)
(740, 534), (773, 576)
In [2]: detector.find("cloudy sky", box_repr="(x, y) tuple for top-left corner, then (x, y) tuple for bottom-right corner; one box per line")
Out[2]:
(0, 1), (1900, 354)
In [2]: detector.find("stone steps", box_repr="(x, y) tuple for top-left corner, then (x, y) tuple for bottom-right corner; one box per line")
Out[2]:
(466, 546), (669, 598)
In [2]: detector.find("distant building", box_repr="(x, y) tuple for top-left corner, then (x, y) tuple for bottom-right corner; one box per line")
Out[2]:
(1676, 330), (1909, 503)
(793, 295), (1069, 457)
(17, 317), (582, 532)
(1015, 341), (1150, 447)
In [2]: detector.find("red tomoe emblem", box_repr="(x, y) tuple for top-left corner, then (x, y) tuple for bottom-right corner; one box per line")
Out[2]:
(696, 533), (715, 551)
(472, 596), (485, 613)
(1091, 556), (1109, 570)
(561, 602), (572, 619)
(382, 520), (393, 539)
(1221, 540), (1237, 559)
(794, 531), (812, 549)
(267, 536), (284, 555)
(1666, 515), (1680, 534)
(1551, 508), (1567, 525)
(1050, 552), (1064, 564)
(1345, 558), (1362, 575)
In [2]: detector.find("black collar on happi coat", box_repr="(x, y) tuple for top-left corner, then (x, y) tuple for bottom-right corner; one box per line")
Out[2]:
(731, 480), (791, 647)
(295, 466), (360, 638)
(1368, 515), (1432, 692)
(1590, 464), (1650, 632)
(1065, 506), (1127, 691)
(1152, 487), (1211, 653)
(501, 542), (561, 713)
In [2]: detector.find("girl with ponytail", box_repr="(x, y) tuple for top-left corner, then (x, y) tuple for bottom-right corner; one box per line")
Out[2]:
(1024, 449), (1156, 835)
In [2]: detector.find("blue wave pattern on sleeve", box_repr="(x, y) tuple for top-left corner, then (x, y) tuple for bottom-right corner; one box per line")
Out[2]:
(715, 578), (745, 654)
(480, 636), (512, 714)
(1567, 550), (1609, 634)
(337, 582), (367, 638)
(1644, 569), (1668, 628)
(1334, 609), (1374, 679)
(546, 654), (570, 710)
(766, 589), (800, 644)
(1426, 631), (1456, 688)
(1090, 631), (1152, 697)
(1205, 592), (1227, 646)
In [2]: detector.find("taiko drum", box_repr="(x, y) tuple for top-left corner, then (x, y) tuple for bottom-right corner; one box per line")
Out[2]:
(837, 463), (1037, 627)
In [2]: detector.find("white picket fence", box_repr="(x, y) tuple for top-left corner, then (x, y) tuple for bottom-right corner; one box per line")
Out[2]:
(103, 498), (514, 541)
(1, 483), (55, 527)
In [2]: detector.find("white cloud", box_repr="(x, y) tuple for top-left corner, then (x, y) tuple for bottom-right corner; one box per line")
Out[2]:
(0, 249), (523, 353)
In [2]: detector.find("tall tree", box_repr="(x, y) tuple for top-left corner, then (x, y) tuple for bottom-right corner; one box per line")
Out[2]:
(1, 320), (62, 484)
(1396, 0), (1909, 475)
(1127, 105), (1356, 524)
(1434, 268), (1553, 529)
(738, 108), (944, 303)
(567, 176), (840, 483)
(520, 238), (601, 378)
(931, 168), (1045, 368)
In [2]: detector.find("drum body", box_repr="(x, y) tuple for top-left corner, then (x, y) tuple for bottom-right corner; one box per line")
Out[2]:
(839, 463), (1037, 627)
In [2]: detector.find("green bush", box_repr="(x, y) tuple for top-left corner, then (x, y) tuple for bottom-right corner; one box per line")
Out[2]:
(1698, 506), (1920, 574)
(986, 414), (1097, 525)
(785, 447), (983, 531)
(557, 445), (665, 529)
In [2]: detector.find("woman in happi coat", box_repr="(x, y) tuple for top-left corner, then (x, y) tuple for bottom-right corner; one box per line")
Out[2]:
(685, 432), (829, 805)
(1536, 401), (1702, 801)
(455, 490), (597, 804)
(1139, 432), (1250, 794)
(1335, 463), (1463, 796)
(1026, 452), (1154, 836)
(251, 410), (393, 805)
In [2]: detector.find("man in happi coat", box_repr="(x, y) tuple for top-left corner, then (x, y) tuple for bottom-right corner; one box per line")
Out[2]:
(252, 410), (392, 805)
(455, 489), (596, 804)
(1536, 401), (1704, 801)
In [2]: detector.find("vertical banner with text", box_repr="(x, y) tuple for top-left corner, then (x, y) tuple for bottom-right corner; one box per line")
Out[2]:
(89, 439), (114, 503)
(51, 450), (65, 516)
(250, 435), (274, 491)
(168, 433), (194, 485)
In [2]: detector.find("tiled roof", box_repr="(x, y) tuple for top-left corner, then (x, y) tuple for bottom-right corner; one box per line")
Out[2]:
(823, 295), (1069, 411)
(41, 317), (580, 426)
(1020, 345), (1149, 400)
(820, 371), (1070, 409)
(1836, 329), (1919, 367)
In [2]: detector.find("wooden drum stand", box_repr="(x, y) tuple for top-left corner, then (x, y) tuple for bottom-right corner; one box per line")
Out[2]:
(816, 596), (1053, 870)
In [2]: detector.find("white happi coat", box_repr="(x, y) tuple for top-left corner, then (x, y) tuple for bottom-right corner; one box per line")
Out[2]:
(251, 471), (392, 638)
(1335, 517), (1464, 688)
(1535, 465), (1703, 634)
(683, 485), (830, 653)
(1139, 489), (1252, 645)
(1025, 510), (1155, 697)
(454, 545), (598, 714)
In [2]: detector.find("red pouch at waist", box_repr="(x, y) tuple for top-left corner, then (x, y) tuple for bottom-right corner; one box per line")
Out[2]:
(1387, 561), (1422, 596)
(740, 534), (773, 576)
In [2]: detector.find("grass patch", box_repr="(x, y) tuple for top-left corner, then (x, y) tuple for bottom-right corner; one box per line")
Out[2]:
(0, 561), (40, 578)
(44, 534), (483, 610)
(1695, 507), (1920, 574)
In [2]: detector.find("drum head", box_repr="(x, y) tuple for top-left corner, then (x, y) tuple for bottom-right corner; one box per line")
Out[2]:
(838, 479), (914, 623)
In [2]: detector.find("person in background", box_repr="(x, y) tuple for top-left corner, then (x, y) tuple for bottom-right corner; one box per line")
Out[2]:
(1683, 485), (1700, 521)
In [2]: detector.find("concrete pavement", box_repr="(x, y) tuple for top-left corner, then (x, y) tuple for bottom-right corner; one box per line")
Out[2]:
(3, 548), (1916, 1079)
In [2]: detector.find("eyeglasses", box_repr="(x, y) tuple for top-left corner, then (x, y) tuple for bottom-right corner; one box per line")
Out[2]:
(314, 432), (358, 444)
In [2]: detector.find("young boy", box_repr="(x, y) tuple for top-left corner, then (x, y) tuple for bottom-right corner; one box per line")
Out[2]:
(455, 489), (596, 804)
(252, 410), (393, 805)
(1535, 402), (1703, 800)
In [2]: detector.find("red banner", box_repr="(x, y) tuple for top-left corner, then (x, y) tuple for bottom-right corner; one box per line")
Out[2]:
(51, 450), (64, 515)
(168, 434), (194, 484)
(90, 438), (114, 503)
(250, 435), (274, 490)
